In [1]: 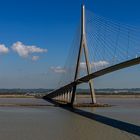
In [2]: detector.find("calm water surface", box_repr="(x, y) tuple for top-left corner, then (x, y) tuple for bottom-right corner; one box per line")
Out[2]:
(82, 98), (140, 125)
(0, 98), (139, 140)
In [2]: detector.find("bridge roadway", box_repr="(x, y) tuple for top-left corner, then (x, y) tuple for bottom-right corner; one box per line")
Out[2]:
(44, 57), (140, 98)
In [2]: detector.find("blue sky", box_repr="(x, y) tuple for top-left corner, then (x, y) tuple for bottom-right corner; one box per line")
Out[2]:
(0, 0), (140, 88)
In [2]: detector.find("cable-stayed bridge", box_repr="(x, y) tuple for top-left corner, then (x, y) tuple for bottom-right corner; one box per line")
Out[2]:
(43, 5), (140, 106)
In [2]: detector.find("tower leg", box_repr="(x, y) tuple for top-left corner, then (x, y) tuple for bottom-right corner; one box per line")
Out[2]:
(70, 85), (76, 105)
(70, 4), (96, 106)
(89, 80), (96, 103)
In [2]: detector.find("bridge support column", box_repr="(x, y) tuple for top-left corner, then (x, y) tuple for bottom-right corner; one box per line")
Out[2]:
(64, 92), (67, 102)
(67, 90), (71, 102)
(71, 86), (76, 105)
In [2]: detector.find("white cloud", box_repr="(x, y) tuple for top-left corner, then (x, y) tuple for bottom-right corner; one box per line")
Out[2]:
(92, 61), (109, 68)
(80, 61), (109, 69)
(0, 44), (9, 54)
(50, 66), (66, 73)
(32, 56), (40, 61)
(80, 62), (87, 69)
(12, 41), (47, 58)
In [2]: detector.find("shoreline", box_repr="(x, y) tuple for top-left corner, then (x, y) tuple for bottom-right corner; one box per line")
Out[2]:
(0, 94), (140, 98)
(0, 94), (139, 108)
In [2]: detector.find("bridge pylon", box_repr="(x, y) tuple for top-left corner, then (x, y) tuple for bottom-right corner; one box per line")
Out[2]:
(70, 5), (96, 105)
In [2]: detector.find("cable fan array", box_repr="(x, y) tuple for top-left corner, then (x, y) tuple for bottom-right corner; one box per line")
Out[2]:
(48, 8), (140, 90)
(86, 10), (140, 73)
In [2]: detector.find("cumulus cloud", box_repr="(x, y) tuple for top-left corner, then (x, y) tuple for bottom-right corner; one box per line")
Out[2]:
(32, 56), (40, 61)
(80, 62), (87, 69)
(0, 44), (9, 54)
(80, 61), (109, 69)
(92, 61), (109, 68)
(12, 41), (47, 58)
(50, 66), (66, 73)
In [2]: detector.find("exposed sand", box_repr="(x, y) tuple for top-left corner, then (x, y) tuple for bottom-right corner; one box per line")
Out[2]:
(0, 95), (34, 98)
(77, 94), (140, 98)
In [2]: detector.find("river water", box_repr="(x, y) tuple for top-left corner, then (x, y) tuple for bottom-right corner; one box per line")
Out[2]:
(0, 98), (139, 140)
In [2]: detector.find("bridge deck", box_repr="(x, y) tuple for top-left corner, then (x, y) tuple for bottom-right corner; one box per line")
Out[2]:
(44, 57), (140, 98)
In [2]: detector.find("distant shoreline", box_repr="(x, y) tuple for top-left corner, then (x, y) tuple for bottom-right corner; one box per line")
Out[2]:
(0, 94), (140, 98)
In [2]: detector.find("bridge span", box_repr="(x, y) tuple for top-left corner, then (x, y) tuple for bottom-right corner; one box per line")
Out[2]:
(44, 56), (140, 99)
(43, 4), (140, 106)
